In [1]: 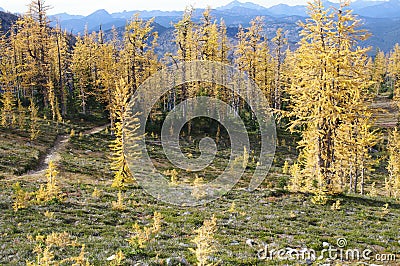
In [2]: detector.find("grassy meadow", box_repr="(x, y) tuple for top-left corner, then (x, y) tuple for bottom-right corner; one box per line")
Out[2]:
(0, 96), (399, 265)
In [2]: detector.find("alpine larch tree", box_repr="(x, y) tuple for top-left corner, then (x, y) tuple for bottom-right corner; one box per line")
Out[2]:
(285, 0), (377, 194)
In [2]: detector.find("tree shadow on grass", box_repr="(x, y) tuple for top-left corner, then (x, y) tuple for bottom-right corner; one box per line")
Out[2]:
(339, 193), (400, 209)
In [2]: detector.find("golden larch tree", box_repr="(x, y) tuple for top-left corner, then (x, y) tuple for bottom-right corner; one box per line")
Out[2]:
(388, 43), (400, 112)
(122, 14), (159, 96)
(387, 127), (400, 198)
(110, 79), (133, 189)
(235, 17), (274, 106)
(285, 0), (373, 194)
(71, 31), (97, 114)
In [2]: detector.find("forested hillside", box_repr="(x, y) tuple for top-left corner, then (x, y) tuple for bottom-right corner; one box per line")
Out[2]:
(0, 11), (17, 32)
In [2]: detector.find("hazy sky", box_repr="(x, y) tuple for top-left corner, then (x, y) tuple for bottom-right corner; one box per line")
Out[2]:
(0, 0), (327, 15)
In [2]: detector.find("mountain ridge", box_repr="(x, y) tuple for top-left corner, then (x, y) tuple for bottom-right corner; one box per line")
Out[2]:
(0, 0), (399, 53)
(46, 0), (400, 34)
(357, 0), (400, 17)
(0, 11), (18, 32)
(216, 0), (268, 10)
(45, 0), (400, 53)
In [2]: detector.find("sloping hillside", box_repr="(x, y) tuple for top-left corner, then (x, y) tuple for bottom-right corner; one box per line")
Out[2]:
(0, 11), (18, 33)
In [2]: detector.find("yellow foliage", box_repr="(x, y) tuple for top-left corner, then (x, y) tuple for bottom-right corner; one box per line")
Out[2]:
(331, 200), (341, 211)
(287, 162), (312, 193)
(164, 169), (179, 185)
(242, 146), (249, 169)
(311, 189), (328, 205)
(45, 231), (78, 247)
(17, 99), (25, 129)
(190, 215), (218, 266)
(108, 250), (125, 266)
(192, 176), (207, 199)
(380, 203), (390, 218)
(110, 79), (134, 189)
(127, 212), (163, 250)
(368, 182), (378, 197)
(1, 90), (15, 127)
(123, 14), (160, 92)
(111, 190), (126, 211)
(26, 245), (55, 266)
(48, 79), (59, 121)
(36, 161), (62, 203)
(92, 187), (103, 199)
(12, 182), (34, 212)
(228, 202), (237, 214)
(282, 161), (290, 174)
(71, 32), (97, 115)
(235, 16), (274, 106)
(29, 98), (40, 140)
(370, 50), (387, 94)
(284, 0), (375, 194)
(13, 161), (63, 212)
(387, 128), (400, 198)
(388, 44), (400, 110)
(43, 211), (54, 219)
(193, 175), (205, 186)
(152, 212), (163, 234)
(68, 244), (91, 266)
(26, 231), (90, 266)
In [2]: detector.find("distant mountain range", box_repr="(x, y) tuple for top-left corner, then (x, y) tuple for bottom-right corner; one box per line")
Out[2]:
(0, 10), (18, 32)
(0, 0), (399, 53)
(217, 0), (268, 11)
(41, 0), (400, 33)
